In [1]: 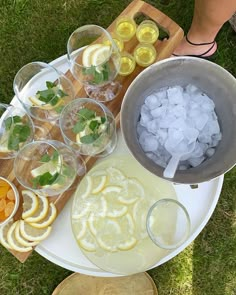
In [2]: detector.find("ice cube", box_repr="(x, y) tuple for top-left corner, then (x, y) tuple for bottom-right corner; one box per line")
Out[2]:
(168, 105), (187, 119)
(205, 148), (215, 157)
(208, 120), (220, 135)
(139, 131), (158, 152)
(167, 86), (184, 105)
(140, 105), (152, 127)
(191, 142), (207, 158)
(159, 115), (176, 128)
(183, 127), (199, 144)
(145, 93), (161, 109)
(151, 105), (167, 118)
(188, 156), (205, 167)
(137, 123), (146, 137)
(147, 119), (159, 134)
(166, 128), (184, 147)
(185, 84), (199, 94)
(170, 118), (186, 130)
(157, 129), (168, 145)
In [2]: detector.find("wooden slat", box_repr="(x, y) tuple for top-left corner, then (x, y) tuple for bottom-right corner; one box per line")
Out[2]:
(0, 0), (184, 262)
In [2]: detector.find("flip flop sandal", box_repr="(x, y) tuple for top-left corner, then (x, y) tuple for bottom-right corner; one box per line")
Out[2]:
(172, 35), (217, 59)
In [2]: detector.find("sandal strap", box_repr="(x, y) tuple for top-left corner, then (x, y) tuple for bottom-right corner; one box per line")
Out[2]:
(186, 34), (215, 46)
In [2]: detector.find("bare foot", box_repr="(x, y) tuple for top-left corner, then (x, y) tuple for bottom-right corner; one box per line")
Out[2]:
(172, 36), (217, 57)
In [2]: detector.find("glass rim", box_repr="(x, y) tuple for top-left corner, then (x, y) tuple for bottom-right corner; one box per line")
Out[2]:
(59, 98), (115, 147)
(67, 24), (117, 68)
(13, 140), (64, 191)
(146, 198), (191, 250)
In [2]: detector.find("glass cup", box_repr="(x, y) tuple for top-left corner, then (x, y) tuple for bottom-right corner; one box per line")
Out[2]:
(14, 140), (86, 196)
(0, 103), (34, 159)
(119, 52), (136, 76)
(133, 43), (157, 67)
(13, 62), (75, 123)
(67, 25), (121, 102)
(146, 198), (191, 250)
(136, 20), (159, 44)
(115, 16), (137, 42)
(59, 98), (117, 157)
(103, 32), (124, 52)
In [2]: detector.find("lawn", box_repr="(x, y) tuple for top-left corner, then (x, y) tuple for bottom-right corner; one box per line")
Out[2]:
(0, 0), (236, 294)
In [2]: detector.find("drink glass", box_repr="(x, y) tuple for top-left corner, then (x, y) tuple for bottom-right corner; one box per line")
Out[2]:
(133, 43), (157, 67)
(119, 52), (136, 76)
(14, 140), (86, 196)
(0, 103), (34, 159)
(146, 198), (191, 250)
(13, 62), (75, 123)
(67, 25), (121, 102)
(59, 98), (117, 157)
(136, 20), (159, 44)
(115, 16), (137, 42)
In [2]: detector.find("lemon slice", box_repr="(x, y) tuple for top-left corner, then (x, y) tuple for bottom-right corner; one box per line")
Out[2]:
(78, 230), (98, 252)
(90, 45), (110, 66)
(72, 219), (87, 240)
(15, 221), (39, 247)
(7, 221), (33, 252)
(29, 202), (57, 228)
(30, 157), (62, 178)
(72, 200), (91, 220)
(132, 199), (150, 239)
(22, 190), (39, 220)
(0, 131), (10, 153)
(19, 220), (52, 242)
(80, 176), (92, 199)
(118, 179), (144, 205)
(0, 219), (13, 249)
(82, 44), (103, 67)
(92, 175), (107, 194)
(106, 202), (128, 218)
(24, 195), (49, 223)
(118, 236), (137, 251)
(120, 213), (135, 235)
(29, 96), (63, 110)
(102, 186), (122, 195)
(106, 167), (125, 184)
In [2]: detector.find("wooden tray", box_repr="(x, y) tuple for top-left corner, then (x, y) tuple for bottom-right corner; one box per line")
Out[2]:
(0, 0), (184, 263)
(51, 272), (158, 295)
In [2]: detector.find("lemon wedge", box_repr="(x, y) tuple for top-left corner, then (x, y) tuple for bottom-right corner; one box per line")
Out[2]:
(30, 157), (62, 178)
(80, 176), (92, 199)
(29, 202), (57, 228)
(118, 236), (137, 251)
(78, 230), (98, 252)
(90, 45), (110, 66)
(82, 44), (103, 67)
(19, 220), (52, 242)
(118, 179), (144, 205)
(24, 194), (49, 223)
(0, 219), (13, 249)
(92, 175), (107, 194)
(29, 96), (63, 110)
(72, 219), (87, 240)
(7, 221), (33, 252)
(22, 190), (39, 220)
(15, 221), (39, 247)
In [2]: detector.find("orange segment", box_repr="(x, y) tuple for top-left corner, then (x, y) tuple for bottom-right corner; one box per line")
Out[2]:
(0, 199), (7, 212)
(0, 180), (10, 188)
(7, 189), (15, 201)
(0, 210), (6, 221)
(4, 202), (15, 217)
(0, 186), (9, 199)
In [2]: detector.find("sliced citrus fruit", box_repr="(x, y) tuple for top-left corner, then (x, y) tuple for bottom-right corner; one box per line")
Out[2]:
(30, 157), (62, 178)
(0, 199), (6, 212)
(90, 45), (110, 66)
(7, 221), (33, 252)
(72, 200), (92, 220)
(22, 190), (39, 220)
(118, 178), (144, 205)
(106, 167), (125, 184)
(24, 194), (49, 223)
(7, 189), (15, 201)
(120, 213), (135, 235)
(78, 230), (98, 252)
(28, 202), (57, 228)
(19, 220), (51, 242)
(106, 202), (127, 218)
(29, 96), (63, 110)
(0, 131), (10, 153)
(102, 185), (122, 195)
(0, 219), (13, 249)
(91, 175), (107, 194)
(72, 218), (87, 240)
(132, 198), (151, 239)
(118, 236), (137, 251)
(80, 176), (92, 199)
(82, 44), (103, 67)
(4, 202), (15, 217)
(14, 221), (39, 247)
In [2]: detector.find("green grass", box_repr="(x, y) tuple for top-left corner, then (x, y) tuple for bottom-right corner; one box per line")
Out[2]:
(0, 0), (236, 294)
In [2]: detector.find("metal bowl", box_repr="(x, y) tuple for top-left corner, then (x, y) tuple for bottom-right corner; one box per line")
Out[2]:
(121, 57), (236, 184)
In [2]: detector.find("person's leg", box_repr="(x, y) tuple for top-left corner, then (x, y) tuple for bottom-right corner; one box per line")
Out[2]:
(173, 0), (236, 57)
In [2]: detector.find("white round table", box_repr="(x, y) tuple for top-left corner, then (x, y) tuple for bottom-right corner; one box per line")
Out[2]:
(15, 55), (224, 277)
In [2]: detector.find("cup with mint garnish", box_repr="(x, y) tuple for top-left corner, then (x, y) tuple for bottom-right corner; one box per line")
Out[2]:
(14, 140), (85, 196)
(13, 62), (75, 123)
(0, 103), (34, 159)
(59, 98), (117, 157)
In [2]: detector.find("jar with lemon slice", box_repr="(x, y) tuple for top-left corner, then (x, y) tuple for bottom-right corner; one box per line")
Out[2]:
(14, 140), (85, 196)
(71, 154), (181, 275)
(13, 62), (75, 123)
(67, 25), (121, 102)
(60, 98), (117, 157)
(0, 103), (34, 159)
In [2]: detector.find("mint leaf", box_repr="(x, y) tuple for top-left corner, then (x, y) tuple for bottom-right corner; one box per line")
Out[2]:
(13, 116), (22, 123)
(4, 117), (13, 130)
(73, 121), (86, 133)
(78, 108), (95, 121)
(37, 172), (59, 186)
(55, 105), (64, 114)
(101, 117), (106, 124)
(57, 89), (67, 98)
(13, 124), (31, 142)
(94, 70), (103, 84)
(40, 154), (51, 162)
(49, 95), (59, 106)
(62, 165), (74, 178)
(52, 150), (59, 162)
(8, 134), (19, 150)
(80, 133), (100, 144)
(89, 120), (99, 131)
(37, 88), (55, 103)
(46, 81), (56, 88)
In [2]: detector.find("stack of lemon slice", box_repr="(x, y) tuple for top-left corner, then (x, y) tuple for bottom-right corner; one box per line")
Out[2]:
(0, 190), (57, 252)
(82, 44), (111, 68)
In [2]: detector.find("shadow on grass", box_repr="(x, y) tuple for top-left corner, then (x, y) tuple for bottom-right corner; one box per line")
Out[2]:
(192, 168), (236, 295)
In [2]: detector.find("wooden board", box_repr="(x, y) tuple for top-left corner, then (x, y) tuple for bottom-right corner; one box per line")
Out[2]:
(52, 272), (158, 295)
(0, 0), (184, 263)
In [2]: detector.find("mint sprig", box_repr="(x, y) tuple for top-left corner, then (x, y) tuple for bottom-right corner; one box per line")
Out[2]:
(82, 62), (110, 85)
(32, 172), (59, 188)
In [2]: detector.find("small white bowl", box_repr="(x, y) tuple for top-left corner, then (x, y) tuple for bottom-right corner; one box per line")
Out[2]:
(0, 176), (20, 227)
